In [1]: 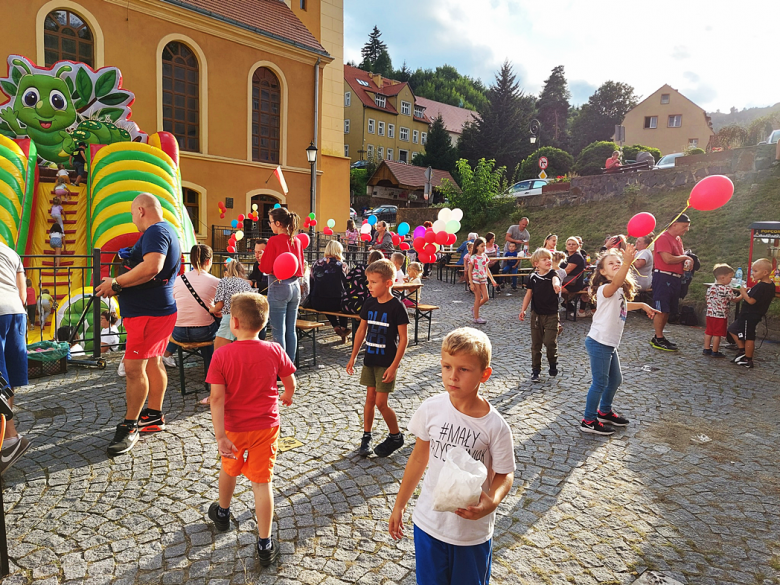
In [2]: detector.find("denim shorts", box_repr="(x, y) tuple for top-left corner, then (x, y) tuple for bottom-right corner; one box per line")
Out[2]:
(651, 271), (681, 314)
(216, 315), (236, 341)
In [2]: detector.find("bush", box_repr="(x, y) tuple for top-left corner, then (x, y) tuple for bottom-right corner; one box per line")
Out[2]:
(574, 141), (619, 176)
(440, 158), (506, 227)
(519, 147), (574, 180)
(622, 144), (661, 163)
(685, 147), (706, 156)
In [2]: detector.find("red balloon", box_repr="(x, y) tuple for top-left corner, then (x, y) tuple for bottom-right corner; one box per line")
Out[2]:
(688, 175), (734, 211)
(392, 235), (402, 246)
(296, 232), (310, 249)
(273, 252), (299, 280)
(424, 231), (436, 244)
(310, 219), (317, 227)
(418, 253), (433, 264)
(361, 233), (372, 241)
(227, 245), (236, 253)
(323, 227), (333, 235)
(435, 231), (448, 245)
(627, 212), (657, 238)
(238, 214), (245, 222)
(413, 237), (425, 251)
(220, 213), (225, 219)
(362, 219), (368, 225)
(447, 233), (457, 245)
(423, 243), (436, 255)
(218, 201), (225, 209)
(399, 242), (410, 251)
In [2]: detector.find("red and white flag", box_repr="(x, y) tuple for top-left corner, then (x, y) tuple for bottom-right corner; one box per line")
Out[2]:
(274, 165), (288, 194)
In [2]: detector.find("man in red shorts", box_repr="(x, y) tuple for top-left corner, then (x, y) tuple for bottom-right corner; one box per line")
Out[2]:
(96, 193), (181, 456)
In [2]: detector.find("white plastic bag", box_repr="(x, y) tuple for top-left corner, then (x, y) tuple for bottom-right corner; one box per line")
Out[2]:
(432, 446), (488, 512)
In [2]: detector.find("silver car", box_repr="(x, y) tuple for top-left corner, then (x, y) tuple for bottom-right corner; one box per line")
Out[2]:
(655, 153), (684, 169)
(505, 179), (548, 197)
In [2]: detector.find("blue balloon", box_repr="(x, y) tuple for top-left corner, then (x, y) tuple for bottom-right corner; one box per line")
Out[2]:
(231, 219), (238, 228)
(273, 203), (281, 209)
(367, 215), (378, 225)
(397, 222), (410, 236)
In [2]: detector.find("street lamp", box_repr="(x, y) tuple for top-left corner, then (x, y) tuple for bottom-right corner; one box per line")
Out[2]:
(306, 142), (317, 232)
(529, 119), (541, 146)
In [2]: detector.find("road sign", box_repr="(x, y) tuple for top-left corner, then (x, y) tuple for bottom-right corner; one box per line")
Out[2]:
(539, 170), (547, 179)
(538, 156), (548, 170)
(424, 166), (433, 181)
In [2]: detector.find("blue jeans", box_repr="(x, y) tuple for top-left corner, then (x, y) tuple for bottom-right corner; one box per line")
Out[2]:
(501, 263), (518, 287)
(268, 278), (300, 362)
(166, 321), (220, 374)
(0, 313), (28, 388)
(414, 524), (492, 585)
(583, 336), (622, 421)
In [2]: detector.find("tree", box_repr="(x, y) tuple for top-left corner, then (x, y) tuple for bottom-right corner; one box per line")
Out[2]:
(536, 66), (571, 150)
(393, 61), (412, 83)
(405, 65), (488, 112)
(458, 61), (536, 173)
(622, 144), (661, 162)
(570, 81), (639, 154)
(412, 115), (458, 173)
(519, 147), (573, 180)
(439, 158), (506, 220)
(358, 26), (393, 78)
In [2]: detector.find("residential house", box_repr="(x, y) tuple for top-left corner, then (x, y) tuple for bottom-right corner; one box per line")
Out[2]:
(620, 84), (714, 156)
(367, 160), (458, 208)
(343, 64), (430, 165)
(1, 0), (350, 238)
(414, 96), (478, 146)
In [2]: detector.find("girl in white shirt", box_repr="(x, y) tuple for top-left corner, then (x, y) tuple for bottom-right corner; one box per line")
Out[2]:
(580, 245), (656, 436)
(100, 311), (121, 354)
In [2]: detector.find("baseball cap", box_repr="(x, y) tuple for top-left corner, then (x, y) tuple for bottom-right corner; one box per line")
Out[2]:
(674, 213), (691, 224)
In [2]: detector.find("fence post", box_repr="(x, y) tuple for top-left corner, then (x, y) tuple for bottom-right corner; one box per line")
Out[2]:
(92, 247), (102, 359)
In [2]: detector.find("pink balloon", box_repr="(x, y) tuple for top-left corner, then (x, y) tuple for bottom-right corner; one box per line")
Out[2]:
(413, 226), (426, 239)
(627, 212), (656, 238)
(399, 242), (410, 251)
(688, 175), (734, 211)
(435, 231), (448, 245)
(296, 232), (310, 249)
(273, 252), (299, 280)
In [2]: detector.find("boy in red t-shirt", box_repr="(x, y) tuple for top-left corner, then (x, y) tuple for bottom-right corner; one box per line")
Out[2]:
(205, 292), (296, 566)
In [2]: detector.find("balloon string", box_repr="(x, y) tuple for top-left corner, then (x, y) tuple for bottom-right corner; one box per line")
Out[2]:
(629, 203), (690, 267)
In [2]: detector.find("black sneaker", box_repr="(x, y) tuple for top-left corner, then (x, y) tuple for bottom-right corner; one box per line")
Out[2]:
(107, 423), (139, 456)
(138, 409), (166, 433)
(374, 434), (404, 457)
(711, 351), (726, 358)
(358, 434), (372, 457)
(650, 336), (678, 351)
(0, 435), (31, 475)
(580, 420), (615, 435)
(257, 538), (280, 567)
(702, 348), (712, 356)
(733, 353), (745, 364)
(208, 502), (230, 532)
(511, 285), (517, 291)
(530, 370), (540, 382)
(597, 410), (629, 427)
(735, 356), (754, 368)
(549, 365), (558, 377)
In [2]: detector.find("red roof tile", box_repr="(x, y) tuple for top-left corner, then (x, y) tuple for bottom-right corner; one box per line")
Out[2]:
(160, 0), (328, 56)
(415, 97), (478, 136)
(344, 65), (398, 114)
(370, 160), (459, 192)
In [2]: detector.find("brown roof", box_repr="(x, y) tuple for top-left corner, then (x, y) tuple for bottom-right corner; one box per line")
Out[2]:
(414, 96), (478, 136)
(159, 0), (329, 56)
(368, 160), (459, 192)
(344, 65), (430, 122)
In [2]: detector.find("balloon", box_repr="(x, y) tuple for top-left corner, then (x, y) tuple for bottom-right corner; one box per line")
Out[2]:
(367, 215), (378, 225)
(451, 208), (463, 222)
(273, 252), (299, 280)
(225, 257), (234, 263)
(308, 212), (316, 220)
(418, 253), (433, 264)
(423, 243), (436, 255)
(310, 219), (317, 227)
(361, 223), (372, 234)
(435, 230), (449, 245)
(252, 204), (258, 211)
(447, 233), (457, 245)
(323, 227), (333, 235)
(392, 235), (402, 246)
(445, 220), (461, 234)
(220, 213), (225, 219)
(432, 219), (447, 233)
(274, 203), (281, 209)
(413, 237), (425, 251)
(227, 245), (236, 253)
(399, 242), (410, 251)
(361, 233), (372, 241)
(413, 226), (426, 239)
(238, 214), (245, 222)
(326, 219), (336, 228)
(688, 175), (734, 211)
(627, 212), (657, 238)
(424, 231), (436, 244)
(437, 208), (452, 222)
(296, 232), (310, 249)
(235, 230), (244, 241)
(397, 222), (410, 236)
(231, 220), (238, 228)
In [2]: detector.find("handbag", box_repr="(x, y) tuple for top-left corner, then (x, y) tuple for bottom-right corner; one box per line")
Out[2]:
(180, 273), (218, 322)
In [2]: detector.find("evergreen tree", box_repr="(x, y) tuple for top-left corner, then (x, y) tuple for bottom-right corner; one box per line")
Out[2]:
(536, 65), (571, 150)
(358, 26), (393, 78)
(570, 81), (638, 153)
(458, 61), (536, 172)
(412, 115), (458, 173)
(408, 65), (488, 111)
(393, 61), (412, 83)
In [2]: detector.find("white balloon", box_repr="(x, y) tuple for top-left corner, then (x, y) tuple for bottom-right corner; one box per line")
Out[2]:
(451, 208), (463, 222)
(432, 219), (447, 233)
(361, 223), (372, 234)
(437, 208), (452, 222)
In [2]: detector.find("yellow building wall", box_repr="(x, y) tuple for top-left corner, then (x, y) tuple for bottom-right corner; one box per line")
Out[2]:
(1, 0), (349, 241)
(622, 85), (714, 156)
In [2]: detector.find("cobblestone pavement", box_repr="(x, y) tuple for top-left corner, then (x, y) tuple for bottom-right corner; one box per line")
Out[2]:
(2, 282), (779, 585)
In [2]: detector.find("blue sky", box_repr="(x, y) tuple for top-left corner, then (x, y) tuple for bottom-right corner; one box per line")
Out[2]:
(344, 0), (779, 113)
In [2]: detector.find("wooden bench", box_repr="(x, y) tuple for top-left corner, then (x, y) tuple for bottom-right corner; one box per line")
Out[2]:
(169, 338), (212, 396)
(299, 307), (361, 349)
(410, 304), (439, 344)
(601, 160), (653, 174)
(295, 319), (324, 367)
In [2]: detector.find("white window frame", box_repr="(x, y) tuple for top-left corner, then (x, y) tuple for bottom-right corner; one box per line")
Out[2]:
(421, 132), (427, 145)
(668, 115), (682, 128)
(345, 91), (351, 107)
(399, 149), (409, 163)
(387, 148), (393, 160)
(366, 144), (374, 159)
(344, 144), (349, 157)
(661, 93), (670, 104)
(414, 106), (424, 118)
(344, 119), (350, 134)
(377, 146), (384, 159)
(400, 127), (409, 141)
(645, 116), (657, 129)
(375, 95), (386, 108)
(688, 138), (699, 148)
(401, 101), (411, 116)
(378, 121), (385, 136)
(412, 130), (419, 144)
(367, 119), (375, 134)
(388, 124), (395, 138)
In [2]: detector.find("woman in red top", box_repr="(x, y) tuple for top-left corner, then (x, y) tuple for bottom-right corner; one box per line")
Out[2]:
(259, 207), (304, 362)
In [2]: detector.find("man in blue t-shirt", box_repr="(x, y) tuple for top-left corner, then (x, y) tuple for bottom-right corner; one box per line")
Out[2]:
(95, 193), (181, 456)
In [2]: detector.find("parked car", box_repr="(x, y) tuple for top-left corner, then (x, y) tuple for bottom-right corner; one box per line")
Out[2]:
(350, 160), (369, 169)
(654, 153), (684, 170)
(759, 129), (780, 145)
(504, 179), (548, 197)
(349, 208), (357, 222)
(365, 204), (397, 223)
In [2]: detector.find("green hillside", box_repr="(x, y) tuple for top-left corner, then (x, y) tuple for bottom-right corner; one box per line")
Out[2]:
(466, 168), (780, 316)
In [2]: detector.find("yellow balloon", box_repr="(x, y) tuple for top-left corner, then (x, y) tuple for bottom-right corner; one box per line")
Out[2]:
(252, 204), (258, 211)
(235, 230), (244, 241)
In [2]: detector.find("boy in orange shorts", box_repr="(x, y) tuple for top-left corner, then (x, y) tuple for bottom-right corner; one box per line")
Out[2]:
(205, 292), (296, 566)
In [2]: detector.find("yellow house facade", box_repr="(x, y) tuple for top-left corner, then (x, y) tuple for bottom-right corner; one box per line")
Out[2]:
(343, 64), (429, 165)
(0, 0), (350, 242)
(621, 84), (714, 156)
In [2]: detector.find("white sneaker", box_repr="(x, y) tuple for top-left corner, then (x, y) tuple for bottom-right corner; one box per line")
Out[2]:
(117, 360), (126, 377)
(162, 355), (176, 368)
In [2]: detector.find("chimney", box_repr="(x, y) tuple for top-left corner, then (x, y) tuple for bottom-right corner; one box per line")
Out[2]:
(370, 73), (383, 87)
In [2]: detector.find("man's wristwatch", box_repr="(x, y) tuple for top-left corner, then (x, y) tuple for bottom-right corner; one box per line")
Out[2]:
(111, 278), (122, 294)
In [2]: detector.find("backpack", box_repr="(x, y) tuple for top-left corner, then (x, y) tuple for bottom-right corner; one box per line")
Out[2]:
(678, 305), (698, 326)
(341, 264), (369, 315)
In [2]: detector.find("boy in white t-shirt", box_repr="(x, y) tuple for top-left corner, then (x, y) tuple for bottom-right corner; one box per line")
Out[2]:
(389, 328), (515, 585)
(391, 252), (406, 284)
